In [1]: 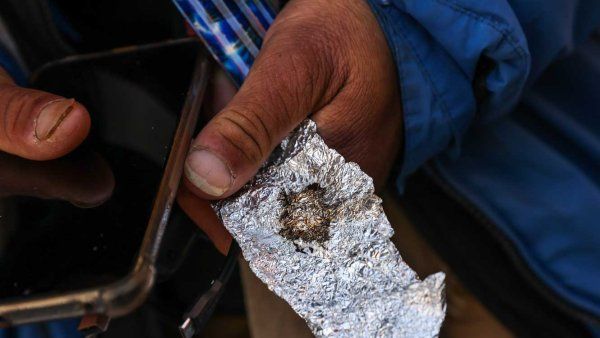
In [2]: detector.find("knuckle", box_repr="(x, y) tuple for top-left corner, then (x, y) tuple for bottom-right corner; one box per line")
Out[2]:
(0, 85), (60, 146)
(0, 85), (27, 141)
(214, 108), (269, 164)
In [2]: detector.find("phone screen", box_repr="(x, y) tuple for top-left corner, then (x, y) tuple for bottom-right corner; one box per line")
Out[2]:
(0, 40), (198, 301)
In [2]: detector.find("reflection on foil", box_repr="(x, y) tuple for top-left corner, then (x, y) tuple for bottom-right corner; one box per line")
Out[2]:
(215, 120), (446, 337)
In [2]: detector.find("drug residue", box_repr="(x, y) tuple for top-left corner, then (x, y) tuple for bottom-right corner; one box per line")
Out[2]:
(279, 184), (332, 243)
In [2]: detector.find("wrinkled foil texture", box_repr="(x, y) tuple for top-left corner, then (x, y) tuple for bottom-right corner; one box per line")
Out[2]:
(215, 120), (446, 337)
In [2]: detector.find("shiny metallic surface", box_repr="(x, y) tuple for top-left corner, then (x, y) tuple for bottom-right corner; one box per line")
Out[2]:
(215, 120), (446, 337)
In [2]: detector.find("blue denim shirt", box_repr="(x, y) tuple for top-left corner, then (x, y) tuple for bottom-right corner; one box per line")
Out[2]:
(367, 0), (600, 330)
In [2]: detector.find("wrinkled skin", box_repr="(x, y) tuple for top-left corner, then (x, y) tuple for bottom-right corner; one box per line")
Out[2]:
(0, 0), (402, 255)
(181, 0), (403, 254)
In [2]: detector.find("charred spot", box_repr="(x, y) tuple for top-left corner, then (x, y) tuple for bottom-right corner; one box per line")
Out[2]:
(279, 184), (333, 244)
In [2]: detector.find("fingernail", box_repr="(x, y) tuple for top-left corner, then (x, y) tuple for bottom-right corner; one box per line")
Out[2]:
(185, 148), (233, 197)
(35, 98), (75, 141)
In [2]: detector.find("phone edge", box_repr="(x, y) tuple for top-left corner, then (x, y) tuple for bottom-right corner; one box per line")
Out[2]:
(0, 49), (209, 328)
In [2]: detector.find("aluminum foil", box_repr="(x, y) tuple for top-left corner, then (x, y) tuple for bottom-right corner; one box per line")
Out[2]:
(214, 120), (446, 337)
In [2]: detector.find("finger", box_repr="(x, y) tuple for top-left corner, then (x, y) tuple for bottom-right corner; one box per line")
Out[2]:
(177, 185), (232, 255)
(0, 68), (91, 161)
(184, 9), (348, 199)
(0, 151), (115, 207)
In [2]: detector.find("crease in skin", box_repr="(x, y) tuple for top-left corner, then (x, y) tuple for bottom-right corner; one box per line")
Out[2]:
(34, 99), (75, 141)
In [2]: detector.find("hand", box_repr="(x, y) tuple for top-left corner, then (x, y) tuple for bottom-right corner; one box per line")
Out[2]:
(0, 67), (108, 205)
(179, 0), (403, 254)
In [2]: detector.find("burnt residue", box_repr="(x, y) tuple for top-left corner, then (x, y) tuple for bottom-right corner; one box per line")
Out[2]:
(279, 184), (333, 243)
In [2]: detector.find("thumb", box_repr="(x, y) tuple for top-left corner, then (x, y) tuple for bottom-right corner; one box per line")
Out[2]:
(0, 68), (90, 161)
(184, 18), (347, 199)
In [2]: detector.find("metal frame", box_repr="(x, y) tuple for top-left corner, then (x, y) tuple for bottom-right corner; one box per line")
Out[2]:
(0, 41), (209, 327)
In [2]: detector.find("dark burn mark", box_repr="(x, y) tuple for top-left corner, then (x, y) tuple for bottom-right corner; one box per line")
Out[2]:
(279, 184), (332, 244)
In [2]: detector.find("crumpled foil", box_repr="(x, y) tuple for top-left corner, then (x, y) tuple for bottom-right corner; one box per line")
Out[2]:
(214, 120), (446, 337)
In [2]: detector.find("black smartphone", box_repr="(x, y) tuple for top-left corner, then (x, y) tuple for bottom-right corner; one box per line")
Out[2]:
(0, 38), (208, 326)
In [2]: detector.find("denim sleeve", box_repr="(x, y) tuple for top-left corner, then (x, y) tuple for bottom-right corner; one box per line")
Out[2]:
(365, 0), (600, 183)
